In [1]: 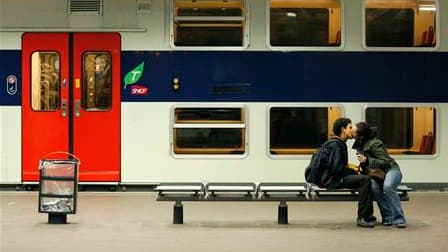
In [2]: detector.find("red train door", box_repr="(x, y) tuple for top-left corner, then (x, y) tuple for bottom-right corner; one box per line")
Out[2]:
(22, 33), (70, 181)
(22, 33), (121, 182)
(72, 33), (121, 181)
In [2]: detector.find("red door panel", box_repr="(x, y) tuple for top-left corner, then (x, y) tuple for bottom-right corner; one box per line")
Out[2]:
(22, 33), (70, 181)
(73, 33), (121, 181)
(22, 32), (120, 182)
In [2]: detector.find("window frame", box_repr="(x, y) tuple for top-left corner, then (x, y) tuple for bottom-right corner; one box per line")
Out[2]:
(266, 0), (345, 51)
(170, 104), (248, 158)
(362, 103), (439, 158)
(267, 104), (344, 159)
(169, 0), (249, 50)
(361, 0), (440, 51)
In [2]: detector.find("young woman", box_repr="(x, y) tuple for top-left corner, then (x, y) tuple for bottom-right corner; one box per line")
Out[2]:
(352, 122), (407, 228)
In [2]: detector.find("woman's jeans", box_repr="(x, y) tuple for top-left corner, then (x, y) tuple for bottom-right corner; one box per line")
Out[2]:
(371, 169), (406, 224)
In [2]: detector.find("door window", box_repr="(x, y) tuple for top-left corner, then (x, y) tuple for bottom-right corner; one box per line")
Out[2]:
(82, 52), (112, 111)
(31, 52), (60, 111)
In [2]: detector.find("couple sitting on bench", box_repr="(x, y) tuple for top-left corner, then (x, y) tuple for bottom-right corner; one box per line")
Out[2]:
(305, 118), (407, 228)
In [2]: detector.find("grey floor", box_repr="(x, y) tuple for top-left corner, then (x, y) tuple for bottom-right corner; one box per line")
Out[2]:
(1, 192), (448, 252)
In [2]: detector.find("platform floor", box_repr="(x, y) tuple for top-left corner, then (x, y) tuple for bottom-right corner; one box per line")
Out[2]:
(1, 192), (448, 252)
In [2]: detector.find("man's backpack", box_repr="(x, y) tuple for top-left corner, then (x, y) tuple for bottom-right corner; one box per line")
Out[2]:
(304, 139), (338, 187)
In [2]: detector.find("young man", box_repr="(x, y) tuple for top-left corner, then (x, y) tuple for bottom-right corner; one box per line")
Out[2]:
(326, 117), (375, 228)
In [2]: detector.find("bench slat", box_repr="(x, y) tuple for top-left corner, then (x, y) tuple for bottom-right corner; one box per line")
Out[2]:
(155, 186), (202, 191)
(259, 186), (306, 191)
(207, 186), (254, 191)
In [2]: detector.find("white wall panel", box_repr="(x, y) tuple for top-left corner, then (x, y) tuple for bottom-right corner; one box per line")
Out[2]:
(0, 107), (21, 183)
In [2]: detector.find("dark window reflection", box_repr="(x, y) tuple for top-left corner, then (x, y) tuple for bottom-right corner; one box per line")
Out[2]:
(270, 108), (328, 149)
(178, 8), (242, 16)
(174, 0), (245, 47)
(175, 128), (243, 150)
(366, 108), (413, 148)
(270, 8), (330, 46)
(175, 108), (242, 122)
(366, 8), (414, 47)
(175, 22), (243, 46)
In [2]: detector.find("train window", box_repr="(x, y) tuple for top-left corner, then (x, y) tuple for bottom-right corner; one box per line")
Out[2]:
(31, 52), (60, 111)
(82, 52), (112, 111)
(364, 0), (438, 47)
(172, 0), (246, 47)
(269, 0), (342, 47)
(173, 107), (246, 154)
(270, 107), (342, 155)
(366, 107), (436, 155)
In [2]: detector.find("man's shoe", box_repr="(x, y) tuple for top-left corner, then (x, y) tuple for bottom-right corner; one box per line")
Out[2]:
(357, 218), (375, 228)
(395, 222), (407, 228)
(366, 216), (377, 223)
(382, 220), (393, 226)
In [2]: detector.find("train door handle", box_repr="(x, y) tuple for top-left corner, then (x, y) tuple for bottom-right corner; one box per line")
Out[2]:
(61, 99), (67, 117)
(75, 99), (81, 117)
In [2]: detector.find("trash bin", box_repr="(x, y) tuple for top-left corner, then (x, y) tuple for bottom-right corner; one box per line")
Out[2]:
(38, 152), (80, 224)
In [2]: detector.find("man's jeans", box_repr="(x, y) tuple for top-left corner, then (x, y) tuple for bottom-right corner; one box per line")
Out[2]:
(371, 169), (406, 224)
(329, 175), (374, 219)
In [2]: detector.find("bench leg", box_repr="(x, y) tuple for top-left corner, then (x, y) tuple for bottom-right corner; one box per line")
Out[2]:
(173, 201), (183, 224)
(278, 201), (288, 225)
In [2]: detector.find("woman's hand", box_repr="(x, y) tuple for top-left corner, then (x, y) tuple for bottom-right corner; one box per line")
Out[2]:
(357, 154), (367, 163)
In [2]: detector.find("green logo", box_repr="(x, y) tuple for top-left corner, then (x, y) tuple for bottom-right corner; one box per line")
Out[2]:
(124, 62), (145, 89)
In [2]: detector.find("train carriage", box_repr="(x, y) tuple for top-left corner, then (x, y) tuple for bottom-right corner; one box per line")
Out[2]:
(0, 0), (447, 188)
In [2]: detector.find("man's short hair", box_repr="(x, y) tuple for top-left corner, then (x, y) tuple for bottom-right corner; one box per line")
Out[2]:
(333, 117), (352, 136)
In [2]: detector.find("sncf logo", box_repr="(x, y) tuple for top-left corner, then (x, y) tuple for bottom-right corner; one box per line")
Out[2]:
(131, 85), (148, 95)
(124, 62), (148, 96)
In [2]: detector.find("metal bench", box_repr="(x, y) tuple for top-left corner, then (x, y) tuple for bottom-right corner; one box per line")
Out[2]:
(155, 182), (412, 224)
(309, 184), (411, 201)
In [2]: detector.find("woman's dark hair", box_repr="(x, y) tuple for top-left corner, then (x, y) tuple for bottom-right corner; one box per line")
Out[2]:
(356, 122), (377, 139)
(352, 122), (377, 149)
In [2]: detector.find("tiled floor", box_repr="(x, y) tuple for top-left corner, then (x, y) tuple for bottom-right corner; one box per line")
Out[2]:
(1, 192), (447, 252)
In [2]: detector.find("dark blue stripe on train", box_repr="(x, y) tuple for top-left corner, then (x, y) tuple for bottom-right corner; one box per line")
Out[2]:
(121, 51), (448, 102)
(1, 51), (447, 105)
(0, 50), (21, 105)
